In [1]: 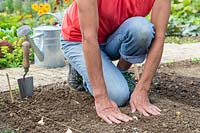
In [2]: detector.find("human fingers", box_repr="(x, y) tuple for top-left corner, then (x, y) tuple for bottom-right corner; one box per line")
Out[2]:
(130, 101), (136, 113)
(144, 106), (160, 116)
(150, 105), (161, 115)
(112, 113), (132, 122)
(137, 106), (150, 117)
(100, 115), (113, 124)
(107, 115), (121, 124)
(151, 105), (161, 112)
(120, 113), (133, 121)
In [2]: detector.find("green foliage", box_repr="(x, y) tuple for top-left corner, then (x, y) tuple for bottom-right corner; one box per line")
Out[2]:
(165, 36), (200, 44)
(166, 61), (175, 65)
(0, 14), (34, 68)
(65, 0), (73, 7)
(0, 43), (23, 68)
(0, 0), (71, 15)
(23, 0), (33, 15)
(0, 130), (14, 133)
(1, 0), (14, 14)
(168, 0), (200, 36)
(14, 0), (23, 14)
(1, 0), (33, 15)
(0, 13), (22, 28)
(0, 35), (23, 68)
(191, 58), (200, 63)
(49, 0), (56, 13)
(13, 86), (20, 94)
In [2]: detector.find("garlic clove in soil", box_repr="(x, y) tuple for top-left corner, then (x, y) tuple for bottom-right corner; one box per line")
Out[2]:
(38, 116), (45, 126)
(66, 128), (73, 133)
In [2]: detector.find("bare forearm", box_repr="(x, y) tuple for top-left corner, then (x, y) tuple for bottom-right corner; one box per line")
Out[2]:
(83, 40), (108, 98)
(138, 38), (164, 87)
(77, 0), (108, 99)
(138, 0), (171, 89)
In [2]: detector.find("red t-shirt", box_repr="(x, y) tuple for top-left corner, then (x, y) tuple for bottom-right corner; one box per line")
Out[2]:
(61, 0), (155, 43)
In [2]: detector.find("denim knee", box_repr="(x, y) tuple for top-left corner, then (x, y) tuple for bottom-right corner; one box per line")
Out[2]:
(117, 91), (130, 107)
(122, 17), (155, 48)
(119, 17), (155, 63)
(108, 87), (130, 107)
(83, 73), (130, 107)
(129, 17), (154, 49)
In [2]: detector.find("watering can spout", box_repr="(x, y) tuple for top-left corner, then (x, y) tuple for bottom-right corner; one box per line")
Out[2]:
(26, 35), (44, 61)
(17, 25), (44, 62)
(18, 13), (65, 68)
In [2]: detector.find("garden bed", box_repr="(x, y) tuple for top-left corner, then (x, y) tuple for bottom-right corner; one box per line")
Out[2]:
(0, 60), (200, 133)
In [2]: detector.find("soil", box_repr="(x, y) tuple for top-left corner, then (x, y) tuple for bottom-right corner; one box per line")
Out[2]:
(0, 60), (200, 133)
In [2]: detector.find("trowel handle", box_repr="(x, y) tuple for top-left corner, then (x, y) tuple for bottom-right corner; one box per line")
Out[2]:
(22, 41), (31, 72)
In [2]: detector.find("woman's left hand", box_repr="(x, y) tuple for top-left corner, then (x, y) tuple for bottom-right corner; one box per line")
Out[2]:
(130, 84), (161, 116)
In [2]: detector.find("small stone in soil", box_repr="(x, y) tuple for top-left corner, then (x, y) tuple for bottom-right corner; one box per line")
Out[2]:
(176, 111), (181, 116)
(162, 123), (167, 128)
(9, 112), (14, 117)
(133, 115), (138, 120)
(66, 128), (72, 133)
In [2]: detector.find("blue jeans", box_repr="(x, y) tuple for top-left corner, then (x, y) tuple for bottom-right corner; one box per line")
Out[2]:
(61, 17), (155, 106)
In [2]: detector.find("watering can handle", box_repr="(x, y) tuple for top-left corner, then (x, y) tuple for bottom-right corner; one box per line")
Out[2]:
(33, 13), (61, 28)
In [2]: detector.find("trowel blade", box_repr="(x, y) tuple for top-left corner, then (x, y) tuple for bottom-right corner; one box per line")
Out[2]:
(17, 76), (33, 99)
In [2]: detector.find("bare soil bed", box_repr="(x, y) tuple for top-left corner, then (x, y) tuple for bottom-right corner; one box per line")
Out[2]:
(0, 60), (200, 133)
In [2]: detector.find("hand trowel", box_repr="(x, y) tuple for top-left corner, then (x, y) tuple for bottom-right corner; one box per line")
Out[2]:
(17, 41), (33, 99)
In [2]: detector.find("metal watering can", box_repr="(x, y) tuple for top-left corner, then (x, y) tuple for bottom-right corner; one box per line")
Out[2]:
(17, 13), (65, 68)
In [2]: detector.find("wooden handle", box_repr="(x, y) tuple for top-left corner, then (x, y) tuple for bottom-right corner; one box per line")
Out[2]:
(6, 73), (14, 103)
(134, 64), (140, 81)
(22, 41), (31, 71)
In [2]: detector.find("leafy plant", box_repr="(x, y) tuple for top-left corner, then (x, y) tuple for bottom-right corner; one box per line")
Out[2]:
(1, 0), (14, 14)
(13, 86), (20, 94)
(0, 14), (34, 68)
(0, 130), (15, 133)
(191, 58), (200, 63)
(166, 61), (175, 65)
(168, 0), (200, 36)
(14, 0), (23, 14)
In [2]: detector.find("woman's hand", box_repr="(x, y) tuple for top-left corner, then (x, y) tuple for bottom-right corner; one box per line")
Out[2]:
(129, 0), (171, 117)
(130, 84), (161, 116)
(95, 96), (133, 124)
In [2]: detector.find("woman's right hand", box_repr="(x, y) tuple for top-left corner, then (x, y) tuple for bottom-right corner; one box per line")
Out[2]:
(95, 96), (133, 124)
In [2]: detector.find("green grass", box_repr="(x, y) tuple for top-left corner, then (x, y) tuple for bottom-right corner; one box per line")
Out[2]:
(165, 61), (175, 65)
(0, 130), (14, 133)
(13, 87), (19, 94)
(165, 36), (200, 44)
(0, 100), (5, 107)
(191, 58), (200, 63)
